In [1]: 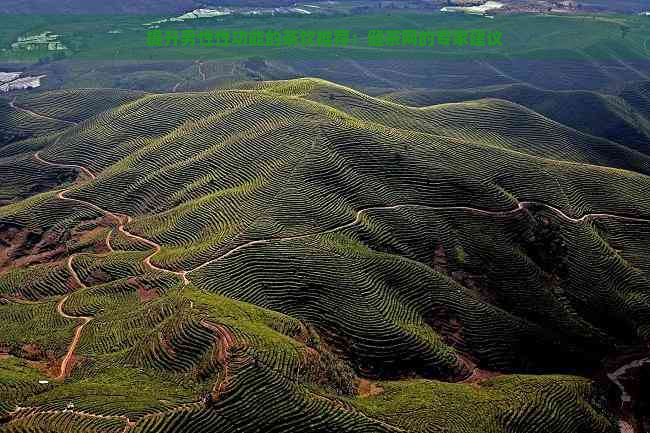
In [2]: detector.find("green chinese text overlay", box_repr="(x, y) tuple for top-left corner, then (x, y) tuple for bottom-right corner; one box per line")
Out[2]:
(1, 13), (648, 61)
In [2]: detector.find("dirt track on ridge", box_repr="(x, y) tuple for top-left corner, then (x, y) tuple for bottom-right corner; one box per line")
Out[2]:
(32, 149), (650, 425)
(10, 97), (77, 126)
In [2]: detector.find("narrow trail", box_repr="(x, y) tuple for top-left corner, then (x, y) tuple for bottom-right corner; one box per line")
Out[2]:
(33, 151), (187, 380)
(105, 230), (114, 253)
(34, 150), (650, 275)
(55, 293), (91, 379)
(34, 149), (650, 279)
(116, 219), (189, 285)
(607, 356), (650, 433)
(32, 150), (650, 428)
(33, 152), (189, 286)
(33, 148), (650, 287)
(171, 80), (184, 93)
(9, 407), (135, 429)
(9, 97), (77, 126)
(189, 201), (650, 273)
(34, 152), (94, 180)
(200, 320), (235, 399)
(55, 253), (96, 381)
(196, 61), (207, 81)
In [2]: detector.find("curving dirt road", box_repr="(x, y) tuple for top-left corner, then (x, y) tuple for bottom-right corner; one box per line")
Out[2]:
(34, 152), (95, 180)
(172, 80), (185, 93)
(34, 148), (650, 280)
(9, 97), (77, 126)
(33, 152), (188, 286)
(34, 151), (187, 379)
(9, 406), (135, 432)
(189, 201), (650, 274)
(608, 357), (650, 405)
(33, 150), (650, 414)
(115, 219), (189, 285)
(608, 356), (650, 433)
(105, 230), (114, 253)
(55, 293), (91, 379)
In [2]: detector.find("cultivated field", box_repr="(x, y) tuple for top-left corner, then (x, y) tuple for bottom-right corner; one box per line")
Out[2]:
(1, 74), (650, 431)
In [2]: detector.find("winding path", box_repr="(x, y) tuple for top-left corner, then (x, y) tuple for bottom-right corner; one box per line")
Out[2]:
(34, 149), (650, 281)
(607, 356), (650, 433)
(34, 152), (94, 180)
(608, 357), (650, 406)
(53, 248), (118, 379)
(189, 201), (649, 273)
(31, 150), (650, 428)
(115, 218), (189, 285)
(55, 257), (92, 380)
(33, 151), (187, 380)
(34, 150), (650, 279)
(33, 152), (189, 286)
(9, 97), (76, 126)
(172, 80), (185, 93)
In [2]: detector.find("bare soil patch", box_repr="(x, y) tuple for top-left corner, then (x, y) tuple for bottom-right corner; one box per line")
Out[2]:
(129, 277), (159, 303)
(0, 217), (112, 274)
(357, 378), (384, 397)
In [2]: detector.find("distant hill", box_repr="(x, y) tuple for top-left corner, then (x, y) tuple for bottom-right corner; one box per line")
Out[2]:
(4, 0), (648, 14)
(1, 0), (325, 14)
(582, 0), (650, 13)
(381, 82), (650, 155)
(2, 0), (200, 14)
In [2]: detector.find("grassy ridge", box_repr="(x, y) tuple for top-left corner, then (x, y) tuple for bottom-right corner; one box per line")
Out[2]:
(350, 376), (615, 433)
(381, 82), (650, 154)
(14, 89), (147, 124)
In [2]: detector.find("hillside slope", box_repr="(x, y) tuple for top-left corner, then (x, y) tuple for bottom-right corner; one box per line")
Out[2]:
(1, 79), (649, 432)
(381, 82), (650, 155)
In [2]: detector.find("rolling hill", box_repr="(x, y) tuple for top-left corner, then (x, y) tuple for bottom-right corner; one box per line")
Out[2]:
(2, 0), (200, 14)
(381, 82), (650, 155)
(1, 78), (650, 432)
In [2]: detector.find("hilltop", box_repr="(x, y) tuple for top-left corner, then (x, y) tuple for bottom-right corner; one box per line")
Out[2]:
(381, 81), (650, 155)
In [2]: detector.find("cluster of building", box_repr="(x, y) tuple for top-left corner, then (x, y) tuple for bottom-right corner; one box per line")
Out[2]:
(11, 31), (67, 52)
(144, 4), (325, 28)
(441, 1), (504, 15)
(0, 72), (45, 93)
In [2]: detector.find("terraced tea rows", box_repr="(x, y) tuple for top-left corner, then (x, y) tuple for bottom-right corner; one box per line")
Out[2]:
(380, 82), (650, 155)
(14, 90), (147, 124)
(0, 99), (69, 147)
(2, 79), (650, 432)
(250, 79), (650, 172)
